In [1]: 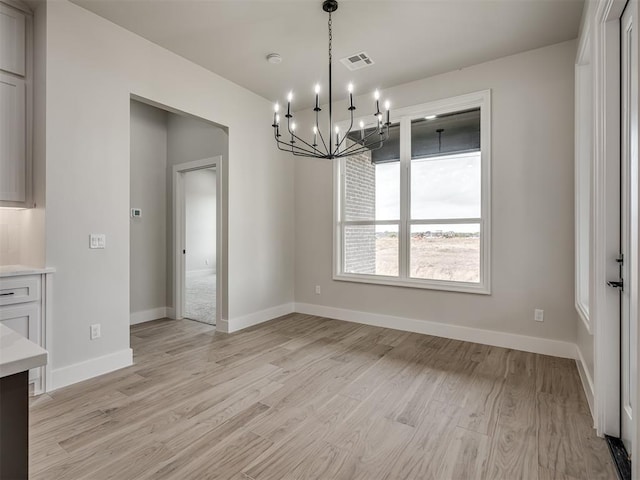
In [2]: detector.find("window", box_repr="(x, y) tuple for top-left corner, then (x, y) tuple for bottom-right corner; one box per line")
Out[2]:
(575, 41), (592, 331)
(334, 90), (491, 293)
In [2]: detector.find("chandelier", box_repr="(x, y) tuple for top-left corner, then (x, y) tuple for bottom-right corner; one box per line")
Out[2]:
(271, 0), (391, 159)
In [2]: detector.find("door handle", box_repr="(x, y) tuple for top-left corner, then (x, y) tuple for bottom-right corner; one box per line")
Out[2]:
(607, 280), (624, 290)
(0, 292), (15, 296)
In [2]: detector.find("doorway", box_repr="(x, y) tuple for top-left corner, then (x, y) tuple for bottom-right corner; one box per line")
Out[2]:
(173, 157), (222, 326)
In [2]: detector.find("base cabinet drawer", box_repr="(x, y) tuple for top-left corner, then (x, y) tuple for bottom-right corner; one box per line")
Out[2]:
(0, 275), (40, 306)
(0, 303), (40, 383)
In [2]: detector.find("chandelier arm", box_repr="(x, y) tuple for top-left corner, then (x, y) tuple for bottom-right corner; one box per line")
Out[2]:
(335, 134), (389, 158)
(345, 126), (391, 157)
(291, 129), (328, 154)
(316, 127), (330, 155)
(339, 124), (387, 155)
(284, 111), (330, 155)
(284, 115), (325, 154)
(275, 135), (323, 157)
(333, 109), (355, 156)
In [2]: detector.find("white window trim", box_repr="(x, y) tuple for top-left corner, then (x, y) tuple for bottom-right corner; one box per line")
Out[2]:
(575, 28), (593, 334)
(333, 89), (492, 295)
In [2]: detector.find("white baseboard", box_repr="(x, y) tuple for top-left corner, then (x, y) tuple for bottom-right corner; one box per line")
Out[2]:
(130, 307), (170, 325)
(49, 348), (133, 391)
(219, 302), (295, 333)
(294, 303), (577, 359)
(576, 345), (595, 422)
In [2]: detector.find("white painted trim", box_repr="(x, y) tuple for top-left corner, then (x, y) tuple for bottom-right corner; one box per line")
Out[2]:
(576, 345), (596, 423)
(295, 303), (576, 359)
(130, 307), (169, 325)
(50, 348), (133, 391)
(219, 303), (295, 334)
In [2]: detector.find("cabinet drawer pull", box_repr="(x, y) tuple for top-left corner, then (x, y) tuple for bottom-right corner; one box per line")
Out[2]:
(0, 292), (15, 296)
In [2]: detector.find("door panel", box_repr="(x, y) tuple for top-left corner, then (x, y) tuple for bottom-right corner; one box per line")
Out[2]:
(620, 1), (637, 454)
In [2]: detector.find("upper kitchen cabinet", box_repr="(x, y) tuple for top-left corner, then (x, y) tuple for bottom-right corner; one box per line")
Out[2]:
(0, 0), (31, 208)
(0, 3), (26, 77)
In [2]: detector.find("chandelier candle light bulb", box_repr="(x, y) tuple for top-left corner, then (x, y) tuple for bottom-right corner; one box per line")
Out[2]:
(272, 0), (391, 159)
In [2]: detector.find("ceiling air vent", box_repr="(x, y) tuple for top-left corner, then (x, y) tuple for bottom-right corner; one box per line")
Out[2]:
(340, 52), (374, 71)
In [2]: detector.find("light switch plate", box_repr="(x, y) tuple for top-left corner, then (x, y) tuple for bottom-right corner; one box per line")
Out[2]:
(89, 234), (106, 249)
(90, 324), (101, 340)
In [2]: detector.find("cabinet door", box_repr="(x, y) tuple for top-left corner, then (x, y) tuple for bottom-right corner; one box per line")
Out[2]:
(0, 3), (25, 77)
(0, 73), (25, 202)
(0, 303), (41, 383)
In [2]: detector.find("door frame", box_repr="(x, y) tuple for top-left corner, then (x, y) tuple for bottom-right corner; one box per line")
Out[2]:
(592, 0), (625, 439)
(172, 156), (222, 325)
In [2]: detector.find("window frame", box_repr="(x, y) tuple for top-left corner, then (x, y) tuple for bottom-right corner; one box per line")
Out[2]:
(333, 89), (492, 294)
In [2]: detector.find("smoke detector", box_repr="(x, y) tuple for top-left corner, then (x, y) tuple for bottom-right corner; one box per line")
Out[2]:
(266, 53), (282, 64)
(340, 52), (374, 71)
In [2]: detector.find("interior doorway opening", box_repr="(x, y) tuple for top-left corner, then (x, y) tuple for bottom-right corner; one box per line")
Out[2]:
(129, 98), (227, 330)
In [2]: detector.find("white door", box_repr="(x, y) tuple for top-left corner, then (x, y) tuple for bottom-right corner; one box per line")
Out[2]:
(620, 0), (637, 454)
(182, 167), (217, 325)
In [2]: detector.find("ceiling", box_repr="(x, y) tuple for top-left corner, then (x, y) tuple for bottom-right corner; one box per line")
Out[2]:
(71, 0), (585, 110)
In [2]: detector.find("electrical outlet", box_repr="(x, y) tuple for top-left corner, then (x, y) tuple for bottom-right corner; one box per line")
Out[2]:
(90, 324), (101, 340)
(315, 285), (321, 295)
(534, 309), (544, 322)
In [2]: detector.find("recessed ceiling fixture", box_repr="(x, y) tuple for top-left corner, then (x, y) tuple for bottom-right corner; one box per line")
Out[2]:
(425, 115), (437, 120)
(271, 0), (391, 159)
(266, 53), (282, 64)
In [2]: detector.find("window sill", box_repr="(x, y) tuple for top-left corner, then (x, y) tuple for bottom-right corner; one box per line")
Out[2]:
(333, 272), (491, 295)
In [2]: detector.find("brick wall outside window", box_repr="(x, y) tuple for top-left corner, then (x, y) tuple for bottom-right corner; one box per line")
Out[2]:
(344, 151), (376, 274)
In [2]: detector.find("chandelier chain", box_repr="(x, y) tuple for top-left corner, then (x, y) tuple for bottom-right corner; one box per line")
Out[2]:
(328, 11), (332, 64)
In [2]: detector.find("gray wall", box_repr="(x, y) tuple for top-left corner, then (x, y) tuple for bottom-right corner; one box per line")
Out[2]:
(185, 168), (216, 273)
(129, 100), (167, 315)
(294, 40), (579, 343)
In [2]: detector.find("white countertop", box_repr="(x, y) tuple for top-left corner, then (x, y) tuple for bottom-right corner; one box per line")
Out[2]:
(0, 324), (48, 378)
(0, 265), (55, 278)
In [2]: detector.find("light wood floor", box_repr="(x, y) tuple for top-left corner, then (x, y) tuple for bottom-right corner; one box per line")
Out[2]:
(30, 314), (616, 480)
